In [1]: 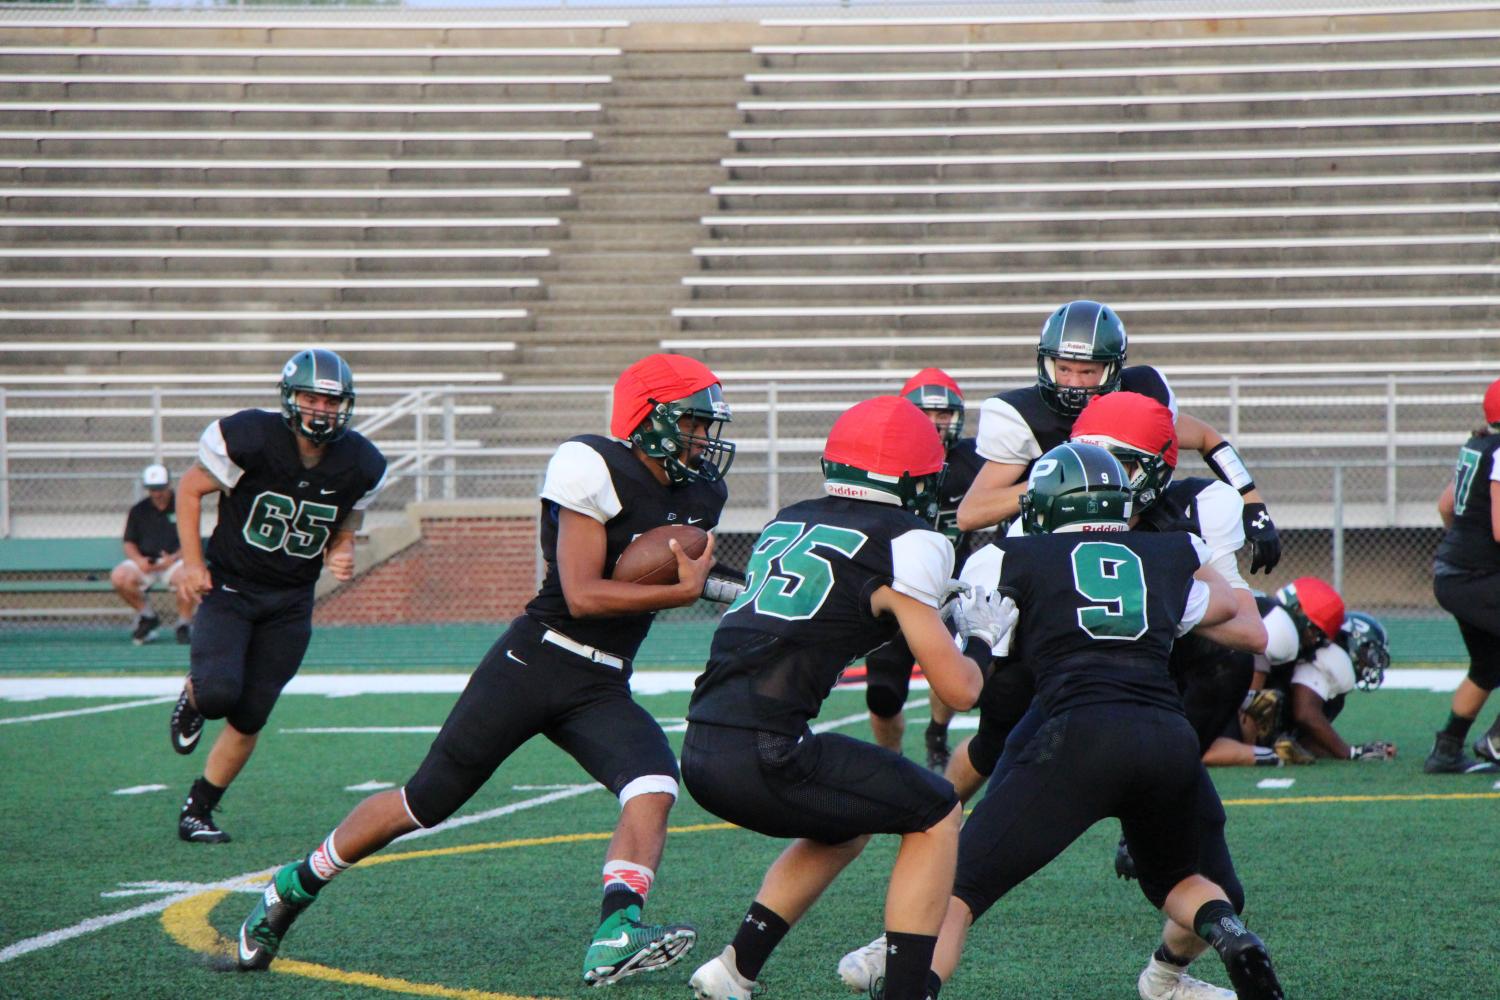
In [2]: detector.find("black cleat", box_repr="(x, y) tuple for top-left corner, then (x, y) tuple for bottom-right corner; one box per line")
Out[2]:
(1215, 929), (1285, 1000)
(132, 612), (161, 645)
(1114, 835), (1137, 880)
(169, 685), (204, 755)
(1425, 732), (1500, 774)
(179, 808), (231, 844)
(924, 726), (951, 773)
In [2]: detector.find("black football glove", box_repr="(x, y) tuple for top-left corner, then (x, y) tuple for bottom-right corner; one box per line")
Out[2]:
(1242, 502), (1281, 575)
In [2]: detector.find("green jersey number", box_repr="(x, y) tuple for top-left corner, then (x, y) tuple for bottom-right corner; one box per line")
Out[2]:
(1453, 447), (1483, 516)
(727, 520), (868, 621)
(242, 491), (342, 559)
(1071, 541), (1149, 640)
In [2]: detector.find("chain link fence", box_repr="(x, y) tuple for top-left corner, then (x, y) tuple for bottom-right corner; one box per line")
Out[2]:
(0, 372), (1485, 666)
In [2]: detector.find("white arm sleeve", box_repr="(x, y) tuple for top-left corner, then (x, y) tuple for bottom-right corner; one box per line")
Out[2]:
(975, 396), (1042, 466)
(1262, 606), (1301, 666)
(196, 420), (245, 489)
(1195, 481), (1250, 590)
(1178, 579), (1213, 636)
(889, 528), (955, 608)
(540, 441), (622, 524)
(1291, 644), (1357, 701)
(958, 543), (1004, 591)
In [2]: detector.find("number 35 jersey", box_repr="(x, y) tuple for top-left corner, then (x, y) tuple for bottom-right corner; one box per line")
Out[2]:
(197, 409), (388, 590)
(688, 495), (953, 736)
(961, 531), (1210, 717)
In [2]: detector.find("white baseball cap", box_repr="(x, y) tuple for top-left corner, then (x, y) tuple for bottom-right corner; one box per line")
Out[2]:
(142, 463), (170, 488)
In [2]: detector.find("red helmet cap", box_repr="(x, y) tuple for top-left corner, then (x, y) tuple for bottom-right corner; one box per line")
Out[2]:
(1290, 576), (1345, 641)
(1071, 391), (1178, 471)
(1484, 376), (1500, 426)
(610, 353), (721, 440)
(824, 396), (946, 477)
(899, 367), (963, 401)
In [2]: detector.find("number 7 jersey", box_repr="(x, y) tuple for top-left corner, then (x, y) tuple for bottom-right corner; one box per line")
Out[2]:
(688, 495), (953, 736)
(961, 531), (1210, 716)
(196, 408), (388, 590)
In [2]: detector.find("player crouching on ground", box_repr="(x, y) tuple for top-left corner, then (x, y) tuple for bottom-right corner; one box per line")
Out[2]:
(682, 396), (995, 1000)
(236, 354), (738, 987)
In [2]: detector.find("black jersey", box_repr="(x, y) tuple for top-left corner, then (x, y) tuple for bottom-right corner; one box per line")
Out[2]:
(936, 437), (986, 569)
(1435, 432), (1500, 573)
(974, 365), (1175, 479)
(123, 495), (180, 560)
(961, 531), (1209, 716)
(526, 433), (727, 661)
(688, 495), (953, 736)
(196, 409), (387, 591)
(1138, 476), (1248, 588)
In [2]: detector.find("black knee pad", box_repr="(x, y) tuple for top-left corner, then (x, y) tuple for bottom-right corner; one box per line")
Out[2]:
(866, 682), (907, 719)
(190, 675), (241, 721)
(1469, 657), (1500, 691)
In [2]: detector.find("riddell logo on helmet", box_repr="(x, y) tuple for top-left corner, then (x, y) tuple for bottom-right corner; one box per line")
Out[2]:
(314, 379), (343, 393)
(1058, 340), (1094, 355)
(1081, 524), (1127, 532)
(826, 483), (863, 498)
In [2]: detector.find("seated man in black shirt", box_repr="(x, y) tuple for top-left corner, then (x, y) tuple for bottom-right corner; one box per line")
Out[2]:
(110, 463), (197, 644)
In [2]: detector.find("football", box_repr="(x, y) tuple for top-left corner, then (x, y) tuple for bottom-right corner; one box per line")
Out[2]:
(611, 524), (709, 586)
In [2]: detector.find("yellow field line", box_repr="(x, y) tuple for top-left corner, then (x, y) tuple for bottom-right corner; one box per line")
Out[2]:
(1223, 790), (1500, 806)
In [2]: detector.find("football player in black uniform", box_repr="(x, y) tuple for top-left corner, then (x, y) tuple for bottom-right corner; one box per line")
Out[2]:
(235, 353), (736, 986)
(682, 396), (995, 1000)
(168, 349), (387, 844)
(1425, 377), (1500, 774)
(878, 443), (1285, 1000)
(955, 299), (1281, 576)
(864, 368), (986, 771)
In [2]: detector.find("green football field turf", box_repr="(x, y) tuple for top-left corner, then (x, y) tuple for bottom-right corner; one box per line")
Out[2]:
(1, 681), (1495, 1000)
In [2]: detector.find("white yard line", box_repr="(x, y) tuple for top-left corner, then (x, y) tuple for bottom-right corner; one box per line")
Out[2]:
(0, 783), (598, 965)
(0, 696), (174, 725)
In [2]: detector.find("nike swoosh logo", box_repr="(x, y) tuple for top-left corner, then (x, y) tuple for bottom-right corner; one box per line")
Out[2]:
(591, 932), (632, 948)
(686, 517), (703, 524)
(174, 730), (201, 749)
(320, 488), (338, 495)
(221, 585), (238, 593)
(505, 650), (527, 666)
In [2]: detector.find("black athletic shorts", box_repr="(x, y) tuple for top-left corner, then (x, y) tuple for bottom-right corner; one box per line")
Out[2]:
(954, 704), (1202, 919)
(1173, 641), (1254, 753)
(864, 634), (916, 718)
(1435, 566), (1500, 689)
(965, 659), (1037, 778)
(403, 614), (679, 829)
(681, 720), (957, 845)
(188, 578), (315, 735)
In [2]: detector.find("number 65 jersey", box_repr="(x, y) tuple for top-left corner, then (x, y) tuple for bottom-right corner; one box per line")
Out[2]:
(197, 408), (388, 590)
(688, 495), (953, 737)
(960, 531), (1211, 717)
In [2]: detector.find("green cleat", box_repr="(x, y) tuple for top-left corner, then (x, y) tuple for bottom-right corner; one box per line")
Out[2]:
(581, 905), (696, 987)
(237, 862), (316, 971)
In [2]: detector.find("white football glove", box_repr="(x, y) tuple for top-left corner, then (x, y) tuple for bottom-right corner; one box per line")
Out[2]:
(702, 573), (746, 605)
(948, 585), (1018, 656)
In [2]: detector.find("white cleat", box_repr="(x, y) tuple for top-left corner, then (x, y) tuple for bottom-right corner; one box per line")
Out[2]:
(1139, 955), (1237, 1000)
(689, 946), (762, 1000)
(837, 934), (887, 994)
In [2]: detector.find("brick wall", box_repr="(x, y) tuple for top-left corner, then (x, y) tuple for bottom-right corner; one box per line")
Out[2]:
(315, 515), (539, 626)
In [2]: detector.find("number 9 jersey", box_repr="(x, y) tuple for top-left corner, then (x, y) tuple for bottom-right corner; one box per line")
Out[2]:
(687, 494), (953, 737)
(961, 531), (1211, 717)
(197, 408), (388, 590)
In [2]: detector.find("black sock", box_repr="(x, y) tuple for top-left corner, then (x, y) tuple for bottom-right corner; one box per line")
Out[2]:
(728, 901), (790, 981)
(183, 776), (224, 815)
(1155, 942), (1196, 967)
(925, 720), (949, 741)
(1194, 899), (1245, 948)
(1252, 745), (1281, 766)
(600, 886), (644, 924)
(295, 858), (329, 896)
(924, 969), (943, 999)
(1442, 712), (1476, 741)
(883, 931), (938, 1000)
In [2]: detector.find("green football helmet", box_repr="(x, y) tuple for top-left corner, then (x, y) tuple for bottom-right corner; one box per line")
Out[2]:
(1339, 611), (1390, 691)
(1036, 299), (1128, 416)
(1019, 442), (1133, 535)
(629, 383), (735, 485)
(279, 348), (355, 446)
(822, 459), (945, 523)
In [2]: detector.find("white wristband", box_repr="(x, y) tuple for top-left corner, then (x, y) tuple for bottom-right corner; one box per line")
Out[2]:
(1205, 441), (1256, 495)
